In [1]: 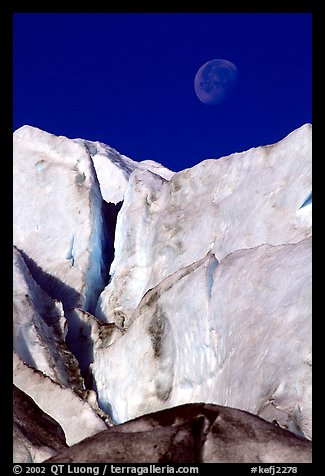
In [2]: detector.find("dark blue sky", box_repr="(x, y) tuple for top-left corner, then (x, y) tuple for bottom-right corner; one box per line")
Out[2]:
(13, 13), (312, 172)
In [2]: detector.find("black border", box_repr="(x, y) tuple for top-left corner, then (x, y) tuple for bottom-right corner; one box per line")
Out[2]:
(6, 2), (317, 472)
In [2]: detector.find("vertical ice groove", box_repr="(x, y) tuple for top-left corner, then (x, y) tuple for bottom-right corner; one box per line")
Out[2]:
(66, 235), (75, 267)
(80, 139), (124, 315)
(299, 192), (312, 209)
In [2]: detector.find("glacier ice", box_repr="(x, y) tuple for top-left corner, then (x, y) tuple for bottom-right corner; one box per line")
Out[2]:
(13, 125), (107, 316)
(13, 246), (83, 390)
(96, 124), (312, 327)
(45, 403), (312, 463)
(13, 352), (108, 446)
(74, 139), (174, 205)
(13, 123), (312, 457)
(90, 124), (312, 438)
(13, 385), (67, 463)
(92, 239), (312, 437)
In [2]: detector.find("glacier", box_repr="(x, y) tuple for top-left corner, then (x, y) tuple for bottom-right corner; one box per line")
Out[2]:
(46, 403), (312, 464)
(14, 384), (67, 463)
(93, 239), (312, 435)
(13, 352), (108, 448)
(96, 124), (311, 325)
(13, 124), (312, 462)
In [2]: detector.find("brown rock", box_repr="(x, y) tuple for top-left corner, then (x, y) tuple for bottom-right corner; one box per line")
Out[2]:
(46, 403), (311, 463)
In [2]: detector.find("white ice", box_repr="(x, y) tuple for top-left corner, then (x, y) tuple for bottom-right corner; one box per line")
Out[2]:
(96, 124), (312, 327)
(13, 352), (107, 446)
(92, 239), (311, 440)
(13, 126), (107, 314)
(13, 246), (81, 389)
(91, 124), (312, 438)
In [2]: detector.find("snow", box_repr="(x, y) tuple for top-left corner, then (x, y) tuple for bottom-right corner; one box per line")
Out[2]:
(13, 123), (312, 444)
(13, 125), (174, 317)
(13, 125), (107, 315)
(13, 125), (118, 375)
(13, 246), (82, 389)
(138, 159), (175, 181)
(74, 139), (174, 205)
(13, 245), (109, 447)
(91, 124), (312, 437)
(74, 139), (138, 205)
(95, 124), (312, 327)
(13, 352), (107, 446)
(13, 424), (58, 463)
(92, 239), (311, 439)
(95, 168), (169, 322)
(299, 191), (312, 209)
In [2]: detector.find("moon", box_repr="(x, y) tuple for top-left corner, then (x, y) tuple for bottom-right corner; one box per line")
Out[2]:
(194, 59), (238, 105)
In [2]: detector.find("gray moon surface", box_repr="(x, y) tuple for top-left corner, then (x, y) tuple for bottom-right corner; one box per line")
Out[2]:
(194, 59), (238, 105)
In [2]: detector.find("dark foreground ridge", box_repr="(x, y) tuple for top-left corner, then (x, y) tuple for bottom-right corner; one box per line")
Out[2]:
(44, 402), (311, 463)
